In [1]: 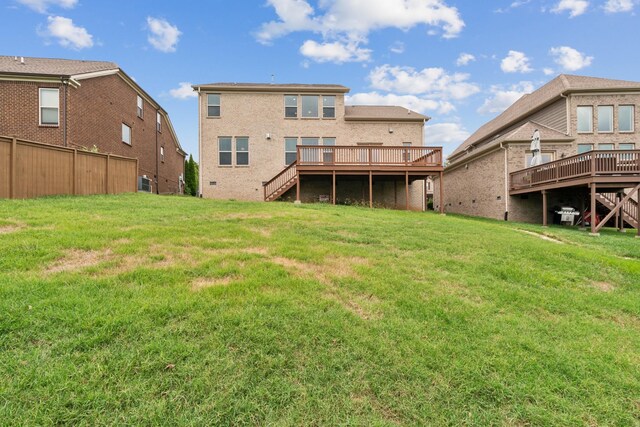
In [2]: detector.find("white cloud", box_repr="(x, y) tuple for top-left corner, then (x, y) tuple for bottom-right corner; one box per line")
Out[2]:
(169, 82), (197, 100)
(425, 122), (470, 154)
(146, 17), (181, 53)
(478, 81), (534, 115)
(551, 0), (589, 17)
(603, 0), (635, 12)
(390, 41), (405, 54)
(346, 92), (454, 115)
(368, 64), (480, 100)
(456, 53), (475, 66)
(300, 39), (371, 63)
(42, 16), (93, 49)
(256, 0), (464, 63)
(17, 0), (76, 13)
(495, 0), (531, 13)
(543, 67), (555, 75)
(549, 46), (593, 71)
(500, 50), (532, 73)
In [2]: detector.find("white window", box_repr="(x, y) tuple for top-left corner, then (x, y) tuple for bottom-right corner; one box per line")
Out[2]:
(156, 112), (162, 132)
(322, 96), (335, 118)
(122, 123), (131, 145)
(577, 144), (593, 154)
(137, 95), (143, 118)
(207, 94), (220, 117)
(619, 105), (634, 132)
(285, 137), (297, 165)
(525, 151), (555, 167)
(160, 146), (164, 162)
(322, 137), (335, 163)
(619, 143), (635, 150)
(39, 88), (59, 126)
(598, 143), (614, 150)
(577, 106), (593, 133)
(236, 137), (249, 166)
(284, 95), (297, 118)
(218, 137), (232, 165)
(301, 95), (318, 118)
(597, 106), (613, 133)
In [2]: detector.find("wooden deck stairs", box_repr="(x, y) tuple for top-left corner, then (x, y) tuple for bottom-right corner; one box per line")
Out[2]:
(264, 161), (297, 202)
(596, 191), (639, 229)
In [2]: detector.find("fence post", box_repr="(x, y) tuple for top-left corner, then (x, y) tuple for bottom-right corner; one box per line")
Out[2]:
(10, 137), (17, 199)
(135, 158), (139, 193)
(72, 149), (77, 195)
(106, 154), (111, 195)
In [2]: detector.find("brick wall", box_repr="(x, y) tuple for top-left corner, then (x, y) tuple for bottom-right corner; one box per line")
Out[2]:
(0, 75), (184, 194)
(199, 90), (426, 209)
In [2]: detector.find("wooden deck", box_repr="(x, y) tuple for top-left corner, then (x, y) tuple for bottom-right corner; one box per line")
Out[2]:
(510, 150), (640, 195)
(264, 145), (444, 210)
(509, 150), (640, 235)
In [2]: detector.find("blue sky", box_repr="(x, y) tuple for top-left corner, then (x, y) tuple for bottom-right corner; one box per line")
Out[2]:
(1, 0), (639, 159)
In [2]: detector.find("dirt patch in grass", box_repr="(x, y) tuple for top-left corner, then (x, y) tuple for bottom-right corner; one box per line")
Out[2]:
(46, 249), (112, 274)
(270, 255), (378, 319)
(191, 276), (234, 291)
(592, 281), (615, 292)
(516, 229), (564, 244)
(220, 213), (277, 220)
(0, 224), (24, 234)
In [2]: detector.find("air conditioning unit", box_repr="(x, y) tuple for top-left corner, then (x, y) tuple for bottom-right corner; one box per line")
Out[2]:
(138, 176), (152, 193)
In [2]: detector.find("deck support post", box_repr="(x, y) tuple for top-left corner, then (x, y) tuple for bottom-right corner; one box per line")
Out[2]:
(579, 191), (586, 230)
(332, 171), (336, 205)
(590, 183), (598, 236)
(369, 171), (373, 209)
(295, 172), (301, 203)
(542, 190), (548, 227)
(615, 193), (621, 232)
(637, 186), (640, 238)
(405, 171), (409, 211)
(439, 171), (444, 214)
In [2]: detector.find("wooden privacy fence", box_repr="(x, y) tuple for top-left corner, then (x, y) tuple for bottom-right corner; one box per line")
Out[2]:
(1, 136), (138, 199)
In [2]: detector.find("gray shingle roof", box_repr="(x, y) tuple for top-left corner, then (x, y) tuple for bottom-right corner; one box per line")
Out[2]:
(0, 56), (118, 77)
(345, 105), (428, 121)
(450, 74), (640, 159)
(192, 82), (350, 92)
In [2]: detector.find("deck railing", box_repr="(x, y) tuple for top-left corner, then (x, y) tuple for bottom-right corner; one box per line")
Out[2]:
(263, 160), (297, 201)
(510, 150), (640, 191)
(296, 145), (443, 167)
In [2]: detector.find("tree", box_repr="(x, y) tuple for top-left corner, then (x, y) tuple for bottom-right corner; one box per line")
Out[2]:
(184, 154), (198, 196)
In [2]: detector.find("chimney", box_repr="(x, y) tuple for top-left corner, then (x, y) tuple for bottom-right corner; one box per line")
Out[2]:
(20, 57), (25, 65)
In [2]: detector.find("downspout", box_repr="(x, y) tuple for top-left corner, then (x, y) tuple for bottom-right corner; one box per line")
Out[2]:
(198, 87), (202, 197)
(62, 77), (68, 147)
(155, 108), (159, 195)
(500, 142), (509, 221)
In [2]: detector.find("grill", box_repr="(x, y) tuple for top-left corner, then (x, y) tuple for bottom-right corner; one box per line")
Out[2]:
(555, 207), (579, 225)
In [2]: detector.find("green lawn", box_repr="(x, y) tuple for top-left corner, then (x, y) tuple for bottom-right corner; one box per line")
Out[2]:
(1, 194), (639, 426)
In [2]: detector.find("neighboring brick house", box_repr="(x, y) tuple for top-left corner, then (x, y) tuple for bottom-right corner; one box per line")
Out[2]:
(192, 82), (444, 211)
(0, 56), (186, 194)
(434, 74), (640, 233)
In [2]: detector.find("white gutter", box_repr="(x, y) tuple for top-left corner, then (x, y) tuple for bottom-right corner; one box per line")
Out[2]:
(500, 142), (509, 220)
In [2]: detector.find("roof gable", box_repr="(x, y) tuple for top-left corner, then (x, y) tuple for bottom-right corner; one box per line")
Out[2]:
(449, 74), (640, 160)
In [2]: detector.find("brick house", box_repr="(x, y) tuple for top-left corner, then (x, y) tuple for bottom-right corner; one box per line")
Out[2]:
(434, 74), (640, 234)
(0, 56), (186, 194)
(192, 82), (444, 211)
